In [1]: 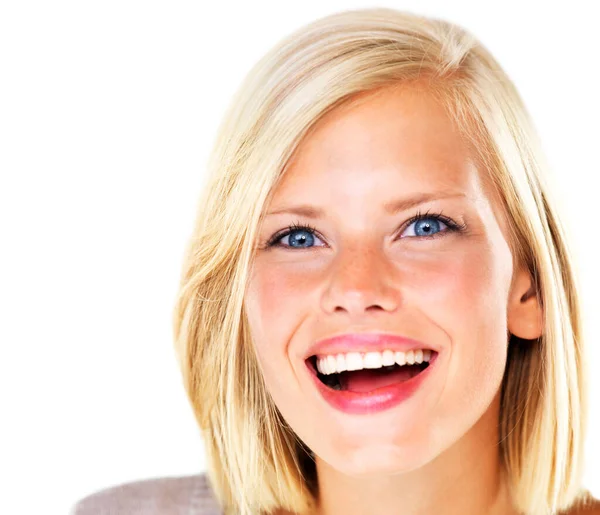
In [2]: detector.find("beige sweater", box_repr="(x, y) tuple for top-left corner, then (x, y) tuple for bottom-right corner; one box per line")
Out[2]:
(71, 473), (223, 514)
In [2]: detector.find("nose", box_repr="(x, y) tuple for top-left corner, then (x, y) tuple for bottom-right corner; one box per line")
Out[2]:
(320, 243), (401, 316)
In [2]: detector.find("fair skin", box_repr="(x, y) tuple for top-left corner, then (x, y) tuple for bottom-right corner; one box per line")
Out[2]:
(244, 82), (546, 515)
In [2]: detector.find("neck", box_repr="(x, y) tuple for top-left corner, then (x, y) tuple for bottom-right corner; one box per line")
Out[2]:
(313, 392), (518, 515)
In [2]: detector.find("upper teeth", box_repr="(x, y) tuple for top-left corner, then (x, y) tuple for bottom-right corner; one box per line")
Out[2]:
(316, 349), (432, 375)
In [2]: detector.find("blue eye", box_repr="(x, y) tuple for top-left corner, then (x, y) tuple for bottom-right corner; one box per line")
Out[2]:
(269, 222), (324, 249)
(402, 217), (447, 237)
(265, 210), (466, 250)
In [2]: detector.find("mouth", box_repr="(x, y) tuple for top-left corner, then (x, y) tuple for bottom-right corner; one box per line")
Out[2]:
(304, 349), (439, 414)
(306, 350), (435, 392)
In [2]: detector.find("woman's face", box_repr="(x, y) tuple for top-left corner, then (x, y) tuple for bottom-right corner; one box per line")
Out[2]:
(243, 84), (532, 476)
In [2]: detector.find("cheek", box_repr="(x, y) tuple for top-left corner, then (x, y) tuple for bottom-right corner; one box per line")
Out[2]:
(246, 262), (306, 324)
(244, 261), (311, 391)
(412, 242), (512, 423)
(245, 260), (312, 345)
(419, 249), (507, 328)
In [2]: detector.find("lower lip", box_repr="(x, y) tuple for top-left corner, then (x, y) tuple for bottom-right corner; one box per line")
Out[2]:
(307, 353), (438, 415)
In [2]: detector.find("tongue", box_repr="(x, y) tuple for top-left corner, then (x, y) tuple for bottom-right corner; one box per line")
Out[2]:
(340, 365), (422, 393)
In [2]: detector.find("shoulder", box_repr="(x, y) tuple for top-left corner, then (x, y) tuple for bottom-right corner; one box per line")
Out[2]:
(563, 492), (600, 515)
(70, 473), (223, 515)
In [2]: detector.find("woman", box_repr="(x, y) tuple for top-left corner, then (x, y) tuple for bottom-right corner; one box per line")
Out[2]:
(72, 7), (599, 515)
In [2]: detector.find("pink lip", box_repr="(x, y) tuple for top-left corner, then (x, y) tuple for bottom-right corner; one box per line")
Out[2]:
(306, 351), (439, 415)
(304, 332), (437, 359)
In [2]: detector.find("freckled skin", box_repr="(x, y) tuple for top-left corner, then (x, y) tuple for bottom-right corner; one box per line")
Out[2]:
(243, 84), (543, 515)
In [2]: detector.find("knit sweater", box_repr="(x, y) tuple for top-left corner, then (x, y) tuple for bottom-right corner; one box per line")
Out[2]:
(70, 473), (223, 515)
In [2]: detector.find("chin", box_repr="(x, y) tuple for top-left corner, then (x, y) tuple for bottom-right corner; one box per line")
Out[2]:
(321, 440), (435, 477)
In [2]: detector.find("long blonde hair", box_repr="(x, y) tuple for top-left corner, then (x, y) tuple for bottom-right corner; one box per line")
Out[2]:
(172, 7), (590, 514)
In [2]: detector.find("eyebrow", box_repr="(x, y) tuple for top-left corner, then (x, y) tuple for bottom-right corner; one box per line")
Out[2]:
(265, 191), (467, 218)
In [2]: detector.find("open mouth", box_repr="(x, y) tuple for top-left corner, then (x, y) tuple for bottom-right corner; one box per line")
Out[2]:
(306, 352), (435, 393)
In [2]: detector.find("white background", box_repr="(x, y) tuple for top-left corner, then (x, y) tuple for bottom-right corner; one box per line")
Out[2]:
(1, 1), (599, 514)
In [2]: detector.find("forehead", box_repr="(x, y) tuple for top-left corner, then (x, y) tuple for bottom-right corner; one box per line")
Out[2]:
(274, 84), (484, 202)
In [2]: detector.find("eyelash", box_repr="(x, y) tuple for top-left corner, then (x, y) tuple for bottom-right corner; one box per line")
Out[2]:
(264, 209), (467, 249)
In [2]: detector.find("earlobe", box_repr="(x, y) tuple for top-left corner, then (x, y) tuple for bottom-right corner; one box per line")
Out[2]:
(507, 268), (543, 340)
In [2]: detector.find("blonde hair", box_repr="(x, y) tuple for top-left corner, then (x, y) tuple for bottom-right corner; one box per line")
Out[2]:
(172, 7), (590, 515)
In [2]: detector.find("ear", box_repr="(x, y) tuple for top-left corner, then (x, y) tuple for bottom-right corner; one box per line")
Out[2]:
(507, 265), (543, 340)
